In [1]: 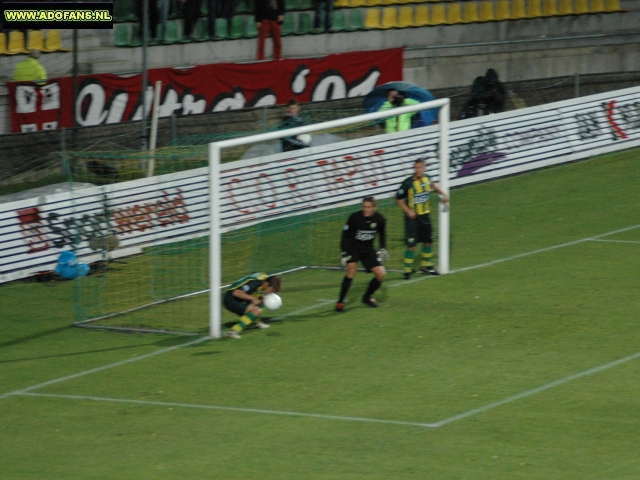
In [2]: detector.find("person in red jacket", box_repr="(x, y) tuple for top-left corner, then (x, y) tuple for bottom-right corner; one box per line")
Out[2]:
(255, 0), (285, 60)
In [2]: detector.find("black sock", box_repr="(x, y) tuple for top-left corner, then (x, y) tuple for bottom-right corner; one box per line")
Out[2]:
(338, 276), (353, 303)
(363, 278), (381, 300)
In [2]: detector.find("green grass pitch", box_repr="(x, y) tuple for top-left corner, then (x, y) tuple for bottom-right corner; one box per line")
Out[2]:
(1, 148), (639, 479)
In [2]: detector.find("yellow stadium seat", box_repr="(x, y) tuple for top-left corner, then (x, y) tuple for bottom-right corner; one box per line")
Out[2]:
(0, 33), (8, 55)
(414, 5), (430, 25)
(590, 0), (604, 11)
(527, 0), (543, 16)
(431, 4), (446, 23)
(398, 6), (415, 26)
(543, 0), (558, 15)
(445, 2), (462, 23)
(366, 0), (383, 6)
(512, 0), (527, 18)
(496, 0), (511, 19)
(396, 0), (414, 5)
(558, 0), (573, 14)
(479, 1), (495, 20)
(462, 2), (479, 22)
(27, 30), (45, 52)
(604, 0), (620, 11)
(350, 0), (367, 7)
(575, 0), (589, 13)
(381, 6), (398, 27)
(43, 30), (71, 52)
(365, 7), (382, 27)
(7, 31), (29, 54)
(381, 0), (398, 5)
(334, 0), (350, 7)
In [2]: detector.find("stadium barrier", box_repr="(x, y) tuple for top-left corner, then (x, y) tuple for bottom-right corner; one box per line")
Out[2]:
(1, 85), (639, 284)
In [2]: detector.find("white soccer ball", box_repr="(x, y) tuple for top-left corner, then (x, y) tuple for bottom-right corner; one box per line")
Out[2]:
(297, 134), (312, 146)
(263, 293), (283, 310)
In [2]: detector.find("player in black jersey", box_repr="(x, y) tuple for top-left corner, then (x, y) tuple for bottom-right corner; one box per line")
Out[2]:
(336, 196), (389, 312)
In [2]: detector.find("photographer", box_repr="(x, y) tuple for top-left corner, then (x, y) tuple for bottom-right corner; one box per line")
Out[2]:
(378, 89), (420, 133)
(459, 68), (507, 119)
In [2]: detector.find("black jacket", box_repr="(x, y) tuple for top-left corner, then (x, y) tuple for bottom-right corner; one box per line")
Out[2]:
(255, 0), (285, 23)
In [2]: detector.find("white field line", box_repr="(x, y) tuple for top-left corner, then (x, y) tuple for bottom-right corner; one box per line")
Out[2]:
(0, 336), (211, 400)
(588, 239), (640, 245)
(431, 351), (640, 428)
(3, 225), (640, 426)
(15, 350), (640, 429)
(0, 301), (335, 401)
(16, 392), (439, 429)
(389, 223), (640, 287)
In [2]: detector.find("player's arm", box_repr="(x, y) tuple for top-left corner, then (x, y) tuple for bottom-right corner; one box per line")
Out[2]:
(431, 183), (450, 204)
(232, 286), (261, 304)
(377, 216), (390, 261)
(395, 181), (417, 218)
(340, 215), (357, 266)
(378, 216), (387, 251)
(395, 197), (416, 219)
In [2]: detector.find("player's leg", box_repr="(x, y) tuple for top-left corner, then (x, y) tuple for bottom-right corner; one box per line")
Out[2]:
(361, 252), (386, 307)
(336, 260), (358, 312)
(418, 215), (439, 275)
(403, 217), (417, 279)
(224, 292), (264, 338)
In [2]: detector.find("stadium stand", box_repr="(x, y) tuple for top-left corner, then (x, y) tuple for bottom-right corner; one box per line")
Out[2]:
(27, 31), (45, 52)
(104, 0), (626, 48)
(7, 32), (29, 55)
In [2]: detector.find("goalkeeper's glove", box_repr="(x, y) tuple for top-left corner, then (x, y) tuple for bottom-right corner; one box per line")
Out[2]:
(340, 252), (352, 268)
(377, 248), (390, 261)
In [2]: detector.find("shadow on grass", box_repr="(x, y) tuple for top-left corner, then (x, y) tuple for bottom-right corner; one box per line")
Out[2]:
(0, 343), (158, 364)
(0, 325), (72, 348)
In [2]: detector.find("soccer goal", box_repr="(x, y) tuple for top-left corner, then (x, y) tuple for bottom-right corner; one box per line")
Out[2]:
(208, 98), (451, 338)
(71, 98), (450, 337)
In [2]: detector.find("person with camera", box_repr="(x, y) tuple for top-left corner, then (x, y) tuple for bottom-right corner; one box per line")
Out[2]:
(378, 89), (420, 134)
(458, 68), (507, 119)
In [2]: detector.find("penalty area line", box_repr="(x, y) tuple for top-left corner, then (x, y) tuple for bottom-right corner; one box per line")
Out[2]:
(389, 223), (640, 287)
(17, 392), (439, 429)
(430, 351), (640, 428)
(0, 299), (336, 401)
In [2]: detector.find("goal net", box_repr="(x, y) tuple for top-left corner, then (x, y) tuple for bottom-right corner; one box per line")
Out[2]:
(73, 98), (450, 336)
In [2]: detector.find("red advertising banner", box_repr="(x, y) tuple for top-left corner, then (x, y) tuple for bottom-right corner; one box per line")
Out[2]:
(7, 48), (403, 133)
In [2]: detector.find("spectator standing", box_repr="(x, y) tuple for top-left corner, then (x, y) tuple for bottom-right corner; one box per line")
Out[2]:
(255, 0), (284, 60)
(182, 0), (203, 39)
(137, 0), (159, 41)
(314, 0), (333, 31)
(13, 50), (47, 84)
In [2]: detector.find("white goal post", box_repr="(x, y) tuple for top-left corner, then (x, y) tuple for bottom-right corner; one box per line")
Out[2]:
(208, 98), (450, 338)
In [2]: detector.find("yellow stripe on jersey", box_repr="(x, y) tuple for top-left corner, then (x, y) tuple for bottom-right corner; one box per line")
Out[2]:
(408, 177), (431, 215)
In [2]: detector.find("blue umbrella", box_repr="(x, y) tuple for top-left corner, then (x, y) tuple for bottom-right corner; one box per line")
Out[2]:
(364, 81), (439, 128)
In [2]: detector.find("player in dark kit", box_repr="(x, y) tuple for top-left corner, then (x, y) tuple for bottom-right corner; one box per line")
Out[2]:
(395, 157), (449, 279)
(224, 273), (282, 339)
(336, 196), (389, 312)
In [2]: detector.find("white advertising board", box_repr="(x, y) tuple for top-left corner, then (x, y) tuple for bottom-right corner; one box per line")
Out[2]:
(1, 86), (639, 283)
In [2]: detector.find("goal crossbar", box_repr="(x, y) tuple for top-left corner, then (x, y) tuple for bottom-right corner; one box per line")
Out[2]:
(209, 98), (451, 338)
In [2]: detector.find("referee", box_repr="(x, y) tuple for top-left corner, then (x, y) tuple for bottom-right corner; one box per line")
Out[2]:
(395, 158), (449, 279)
(336, 196), (389, 312)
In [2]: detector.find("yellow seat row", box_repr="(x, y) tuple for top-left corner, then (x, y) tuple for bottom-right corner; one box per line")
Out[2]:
(337, 0), (621, 15)
(0, 30), (71, 56)
(362, 0), (621, 27)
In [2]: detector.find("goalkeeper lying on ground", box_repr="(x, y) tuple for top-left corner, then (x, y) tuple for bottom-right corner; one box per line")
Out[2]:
(336, 196), (389, 312)
(224, 273), (282, 339)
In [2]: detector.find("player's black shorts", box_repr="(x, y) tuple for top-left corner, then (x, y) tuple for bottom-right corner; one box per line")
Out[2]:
(223, 290), (251, 316)
(347, 249), (382, 272)
(405, 214), (433, 247)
